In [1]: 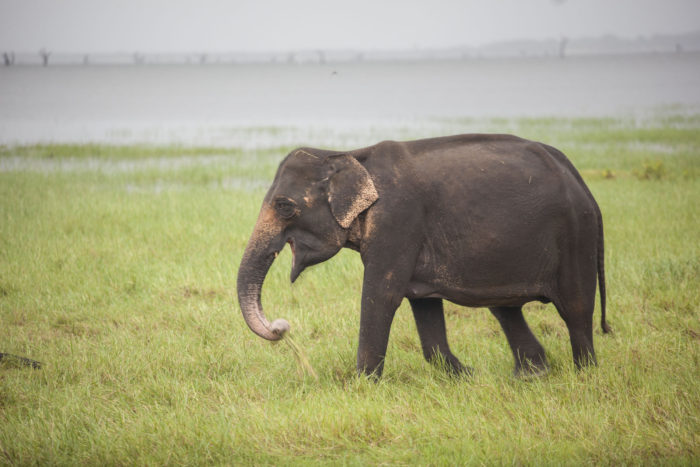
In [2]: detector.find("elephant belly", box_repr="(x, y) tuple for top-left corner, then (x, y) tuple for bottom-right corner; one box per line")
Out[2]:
(406, 243), (554, 307)
(405, 277), (548, 307)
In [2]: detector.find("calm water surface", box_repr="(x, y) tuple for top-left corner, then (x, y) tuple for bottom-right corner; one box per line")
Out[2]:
(1, 53), (699, 146)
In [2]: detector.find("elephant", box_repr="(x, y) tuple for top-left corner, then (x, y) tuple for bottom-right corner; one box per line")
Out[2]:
(237, 134), (609, 378)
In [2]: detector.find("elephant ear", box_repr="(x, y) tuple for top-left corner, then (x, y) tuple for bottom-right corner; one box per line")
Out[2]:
(327, 155), (378, 229)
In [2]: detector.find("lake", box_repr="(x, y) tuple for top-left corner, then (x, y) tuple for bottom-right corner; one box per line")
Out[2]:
(1, 53), (699, 147)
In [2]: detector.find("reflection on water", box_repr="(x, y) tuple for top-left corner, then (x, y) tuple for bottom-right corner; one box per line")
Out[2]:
(1, 53), (699, 146)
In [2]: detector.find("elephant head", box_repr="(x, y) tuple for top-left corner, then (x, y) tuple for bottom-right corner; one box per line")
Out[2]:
(237, 149), (378, 340)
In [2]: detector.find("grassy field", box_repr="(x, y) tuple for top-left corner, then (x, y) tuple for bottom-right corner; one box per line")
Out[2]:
(1, 115), (698, 465)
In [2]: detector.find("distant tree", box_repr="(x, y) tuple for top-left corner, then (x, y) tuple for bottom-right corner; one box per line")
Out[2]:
(199, 53), (207, 65)
(133, 52), (144, 65)
(39, 48), (51, 66)
(317, 50), (326, 65)
(83, 54), (90, 65)
(3, 52), (15, 66)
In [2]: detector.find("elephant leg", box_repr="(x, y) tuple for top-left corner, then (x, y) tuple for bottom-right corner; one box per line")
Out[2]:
(355, 210), (425, 379)
(553, 298), (596, 369)
(552, 238), (599, 369)
(356, 292), (398, 379)
(409, 298), (470, 375)
(490, 306), (548, 377)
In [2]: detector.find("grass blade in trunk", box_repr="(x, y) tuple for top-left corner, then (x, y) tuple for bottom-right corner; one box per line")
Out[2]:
(281, 334), (318, 381)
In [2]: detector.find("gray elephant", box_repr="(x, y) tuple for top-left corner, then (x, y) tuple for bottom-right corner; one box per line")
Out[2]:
(237, 134), (609, 378)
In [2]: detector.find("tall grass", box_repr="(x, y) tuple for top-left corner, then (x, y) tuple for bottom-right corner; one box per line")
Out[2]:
(1, 116), (698, 464)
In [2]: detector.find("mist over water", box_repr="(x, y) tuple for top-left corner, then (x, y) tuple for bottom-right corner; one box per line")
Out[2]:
(1, 53), (699, 147)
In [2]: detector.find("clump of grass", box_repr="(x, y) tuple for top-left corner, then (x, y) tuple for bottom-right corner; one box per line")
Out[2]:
(0, 352), (42, 369)
(634, 160), (667, 180)
(601, 168), (615, 179)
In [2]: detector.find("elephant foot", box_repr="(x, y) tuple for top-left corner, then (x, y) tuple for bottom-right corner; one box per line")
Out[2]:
(448, 363), (474, 378)
(427, 353), (473, 378)
(514, 358), (549, 379)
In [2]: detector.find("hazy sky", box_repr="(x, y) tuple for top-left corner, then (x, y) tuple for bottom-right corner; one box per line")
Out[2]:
(1, 0), (699, 53)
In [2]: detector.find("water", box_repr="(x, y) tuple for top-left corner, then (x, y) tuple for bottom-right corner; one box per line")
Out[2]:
(1, 53), (699, 147)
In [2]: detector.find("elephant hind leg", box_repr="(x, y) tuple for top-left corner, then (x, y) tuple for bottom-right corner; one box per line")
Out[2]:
(553, 297), (597, 369)
(490, 306), (548, 377)
(409, 298), (471, 376)
(553, 226), (599, 369)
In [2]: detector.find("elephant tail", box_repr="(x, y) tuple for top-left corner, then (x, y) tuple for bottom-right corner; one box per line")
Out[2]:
(598, 210), (611, 334)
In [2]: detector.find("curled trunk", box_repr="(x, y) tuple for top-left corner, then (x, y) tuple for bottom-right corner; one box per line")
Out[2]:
(237, 208), (290, 340)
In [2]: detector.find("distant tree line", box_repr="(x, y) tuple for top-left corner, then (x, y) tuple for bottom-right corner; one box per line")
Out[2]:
(3, 49), (51, 66)
(3, 32), (698, 67)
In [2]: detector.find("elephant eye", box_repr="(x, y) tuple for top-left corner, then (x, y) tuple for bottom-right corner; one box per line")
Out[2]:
(274, 198), (298, 219)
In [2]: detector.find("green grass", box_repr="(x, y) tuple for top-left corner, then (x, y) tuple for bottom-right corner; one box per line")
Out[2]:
(1, 115), (699, 465)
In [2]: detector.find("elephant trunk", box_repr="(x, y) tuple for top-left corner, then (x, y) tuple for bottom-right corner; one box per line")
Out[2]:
(237, 207), (290, 341)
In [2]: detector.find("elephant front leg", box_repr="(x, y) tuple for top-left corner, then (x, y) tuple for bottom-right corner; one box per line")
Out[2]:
(356, 261), (415, 379)
(356, 293), (399, 379)
(355, 210), (425, 379)
(490, 306), (548, 377)
(409, 298), (471, 375)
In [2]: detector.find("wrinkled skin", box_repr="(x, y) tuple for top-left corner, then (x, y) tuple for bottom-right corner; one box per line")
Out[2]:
(237, 135), (609, 378)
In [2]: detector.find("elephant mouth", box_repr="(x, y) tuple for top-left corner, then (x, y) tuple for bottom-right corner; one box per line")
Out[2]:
(288, 238), (303, 283)
(287, 237), (316, 283)
(286, 235), (336, 283)
(287, 238), (296, 267)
